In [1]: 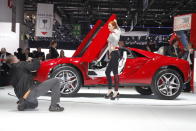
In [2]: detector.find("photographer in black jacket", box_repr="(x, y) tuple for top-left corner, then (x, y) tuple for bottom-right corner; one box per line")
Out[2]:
(6, 55), (64, 112)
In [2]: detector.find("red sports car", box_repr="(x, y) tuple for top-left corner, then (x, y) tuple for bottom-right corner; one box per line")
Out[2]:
(34, 14), (191, 100)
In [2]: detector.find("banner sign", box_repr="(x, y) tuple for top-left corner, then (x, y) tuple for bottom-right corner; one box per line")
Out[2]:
(174, 14), (192, 31)
(35, 3), (53, 37)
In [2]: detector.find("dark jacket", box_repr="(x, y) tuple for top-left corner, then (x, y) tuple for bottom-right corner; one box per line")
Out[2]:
(164, 45), (183, 58)
(23, 53), (35, 61)
(0, 52), (11, 71)
(9, 59), (40, 99)
(35, 51), (45, 61)
(49, 47), (59, 59)
(15, 52), (26, 61)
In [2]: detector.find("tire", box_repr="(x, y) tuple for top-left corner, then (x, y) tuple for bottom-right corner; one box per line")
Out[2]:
(50, 66), (82, 96)
(151, 69), (183, 100)
(135, 86), (152, 95)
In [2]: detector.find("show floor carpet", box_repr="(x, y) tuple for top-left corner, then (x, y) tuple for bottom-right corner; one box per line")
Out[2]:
(0, 86), (196, 131)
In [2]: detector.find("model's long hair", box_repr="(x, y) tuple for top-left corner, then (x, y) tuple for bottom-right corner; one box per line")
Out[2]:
(108, 20), (118, 29)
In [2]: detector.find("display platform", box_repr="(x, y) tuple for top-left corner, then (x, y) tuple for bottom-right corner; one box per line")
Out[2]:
(0, 86), (196, 131)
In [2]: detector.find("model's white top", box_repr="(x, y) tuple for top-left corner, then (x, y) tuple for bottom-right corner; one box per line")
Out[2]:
(107, 28), (121, 53)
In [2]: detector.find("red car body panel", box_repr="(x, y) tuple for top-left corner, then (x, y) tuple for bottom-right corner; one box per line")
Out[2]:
(34, 14), (191, 88)
(80, 14), (116, 62)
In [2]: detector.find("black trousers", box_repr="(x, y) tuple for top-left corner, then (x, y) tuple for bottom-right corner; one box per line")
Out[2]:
(105, 50), (120, 91)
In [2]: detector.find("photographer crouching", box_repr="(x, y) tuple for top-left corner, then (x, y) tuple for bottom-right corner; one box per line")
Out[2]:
(6, 55), (64, 112)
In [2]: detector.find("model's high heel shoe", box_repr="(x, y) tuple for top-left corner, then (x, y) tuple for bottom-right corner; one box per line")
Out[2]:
(110, 92), (120, 100)
(104, 91), (113, 99)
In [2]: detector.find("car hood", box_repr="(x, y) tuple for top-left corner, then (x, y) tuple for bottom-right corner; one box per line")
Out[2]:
(72, 14), (117, 62)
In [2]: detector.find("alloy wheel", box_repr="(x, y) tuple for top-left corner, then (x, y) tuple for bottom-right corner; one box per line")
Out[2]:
(54, 70), (79, 94)
(156, 73), (180, 96)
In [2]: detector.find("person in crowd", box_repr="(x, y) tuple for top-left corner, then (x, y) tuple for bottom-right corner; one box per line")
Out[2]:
(46, 49), (51, 60)
(180, 43), (194, 92)
(146, 41), (152, 52)
(148, 40), (156, 52)
(187, 43), (194, 69)
(105, 19), (121, 100)
(6, 55), (64, 112)
(0, 48), (11, 66)
(165, 39), (183, 58)
(60, 49), (65, 58)
(24, 48), (34, 61)
(0, 48), (11, 72)
(157, 42), (170, 55)
(49, 41), (59, 59)
(35, 47), (45, 61)
(15, 48), (26, 61)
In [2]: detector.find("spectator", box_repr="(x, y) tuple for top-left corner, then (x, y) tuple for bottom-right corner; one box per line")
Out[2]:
(182, 43), (194, 92)
(183, 43), (194, 67)
(0, 48), (11, 86)
(35, 47), (45, 61)
(146, 41), (151, 52)
(165, 39), (183, 58)
(49, 41), (59, 59)
(15, 48), (26, 61)
(0, 48), (11, 70)
(59, 50), (65, 58)
(148, 41), (156, 52)
(24, 48), (34, 61)
(0, 48), (11, 65)
(46, 50), (51, 60)
(32, 50), (37, 58)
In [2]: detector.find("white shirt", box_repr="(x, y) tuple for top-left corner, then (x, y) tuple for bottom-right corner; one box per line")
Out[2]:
(107, 28), (121, 53)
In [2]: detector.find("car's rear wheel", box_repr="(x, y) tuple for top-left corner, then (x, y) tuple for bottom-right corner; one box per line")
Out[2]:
(135, 86), (152, 95)
(151, 69), (183, 100)
(50, 66), (82, 96)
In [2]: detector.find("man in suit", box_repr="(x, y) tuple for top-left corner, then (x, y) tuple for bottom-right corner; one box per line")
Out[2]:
(0, 48), (11, 86)
(35, 47), (45, 61)
(24, 48), (34, 60)
(0, 48), (11, 70)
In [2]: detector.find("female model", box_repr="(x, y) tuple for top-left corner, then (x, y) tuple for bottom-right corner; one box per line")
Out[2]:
(105, 19), (121, 100)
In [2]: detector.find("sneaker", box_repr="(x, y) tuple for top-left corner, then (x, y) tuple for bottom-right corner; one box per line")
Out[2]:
(49, 104), (64, 112)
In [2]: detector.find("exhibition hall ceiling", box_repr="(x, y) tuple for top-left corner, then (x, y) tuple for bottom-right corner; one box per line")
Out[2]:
(24, 0), (196, 26)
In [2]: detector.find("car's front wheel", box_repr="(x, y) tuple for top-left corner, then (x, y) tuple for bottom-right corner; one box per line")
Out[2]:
(50, 66), (82, 96)
(135, 86), (152, 95)
(151, 69), (183, 100)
